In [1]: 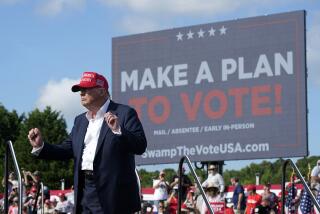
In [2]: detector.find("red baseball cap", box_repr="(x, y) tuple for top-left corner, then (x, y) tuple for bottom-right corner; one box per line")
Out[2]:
(58, 192), (65, 197)
(71, 71), (108, 92)
(246, 184), (256, 191)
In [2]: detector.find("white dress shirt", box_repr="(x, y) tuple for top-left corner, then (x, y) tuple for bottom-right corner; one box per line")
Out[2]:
(81, 99), (110, 170)
(32, 99), (123, 171)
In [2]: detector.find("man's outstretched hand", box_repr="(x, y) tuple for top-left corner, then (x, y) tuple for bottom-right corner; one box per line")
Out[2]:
(28, 128), (43, 148)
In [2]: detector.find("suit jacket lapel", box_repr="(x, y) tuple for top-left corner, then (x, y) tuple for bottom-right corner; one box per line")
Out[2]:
(95, 121), (109, 156)
(94, 100), (117, 156)
(76, 116), (89, 165)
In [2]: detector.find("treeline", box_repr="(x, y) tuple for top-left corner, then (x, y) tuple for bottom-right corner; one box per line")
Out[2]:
(1, 103), (318, 190)
(0, 104), (73, 190)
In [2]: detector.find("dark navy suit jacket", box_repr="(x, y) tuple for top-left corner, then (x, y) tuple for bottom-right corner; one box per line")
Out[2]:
(38, 100), (147, 213)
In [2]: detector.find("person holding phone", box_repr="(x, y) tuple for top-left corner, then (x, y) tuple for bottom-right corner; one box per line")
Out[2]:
(153, 171), (170, 210)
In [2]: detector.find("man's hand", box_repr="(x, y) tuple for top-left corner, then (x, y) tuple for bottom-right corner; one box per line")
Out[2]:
(28, 128), (43, 148)
(104, 111), (120, 132)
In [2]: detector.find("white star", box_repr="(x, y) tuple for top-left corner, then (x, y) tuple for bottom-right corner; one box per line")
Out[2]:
(208, 27), (216, 36)
(197, 28), (205, 38)
(176, 32), (183, 41)
(187, 30), (194, 39)
(219, 26), (227, 35)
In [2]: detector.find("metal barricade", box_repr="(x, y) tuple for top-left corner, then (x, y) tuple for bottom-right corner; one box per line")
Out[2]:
(281, 159), (320, 213)
(178, 155), (214, 214)
(4, 140), (23, 214)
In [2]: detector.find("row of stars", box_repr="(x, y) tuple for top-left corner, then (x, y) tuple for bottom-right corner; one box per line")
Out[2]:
(176, 26), (228, 41)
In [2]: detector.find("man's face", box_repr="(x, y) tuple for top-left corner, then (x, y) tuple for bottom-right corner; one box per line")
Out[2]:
(230, 178), (235, 185)
(263, 185), (270, 192)
(209, 169), (216, 175)
(80, 87), (104, 109)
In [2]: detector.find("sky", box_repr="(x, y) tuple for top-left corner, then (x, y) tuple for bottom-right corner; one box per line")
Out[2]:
(0, 0), (319, 172)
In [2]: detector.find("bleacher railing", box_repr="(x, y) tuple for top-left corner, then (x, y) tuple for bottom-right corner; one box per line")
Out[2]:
(178, 155), (214, 214)
(4, 140), (23, 214)
(281, 159), (320, 213)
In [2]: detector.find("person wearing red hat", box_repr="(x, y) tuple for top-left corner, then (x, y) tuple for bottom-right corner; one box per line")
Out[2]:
(27, 71), (147, 213)
(245, 184), (262, 214)
(24, 186), (38, 213)
(55, 192), (73, 213)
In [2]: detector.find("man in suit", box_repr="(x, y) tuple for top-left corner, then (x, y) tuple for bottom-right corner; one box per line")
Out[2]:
(27, 71), (147, 213)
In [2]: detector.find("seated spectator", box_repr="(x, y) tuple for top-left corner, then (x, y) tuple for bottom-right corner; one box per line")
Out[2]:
(245, 184), (262, 214)
(55, 193), (73, 214)
(201, 182), (225, 214)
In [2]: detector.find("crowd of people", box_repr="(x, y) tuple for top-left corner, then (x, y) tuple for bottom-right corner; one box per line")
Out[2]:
(0, 170), (74, 214)
(2, 160), (320, 214)
(143, 162), (320, 214)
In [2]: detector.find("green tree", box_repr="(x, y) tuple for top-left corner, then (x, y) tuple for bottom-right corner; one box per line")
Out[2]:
(0, 104), (24, 191)
(0, 104), (23, 145)
(14, 107), (73, 190)
(139, 168), (158, 187)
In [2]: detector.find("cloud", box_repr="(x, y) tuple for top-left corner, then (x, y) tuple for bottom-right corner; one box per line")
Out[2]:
(100, 0), (246, 35)
(98, 0), (242, 16)
(36, 0), (86, 16)
(36, 78), (85, 129)
(119, 15), (160, 34)
(98, 0), (300, 34)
